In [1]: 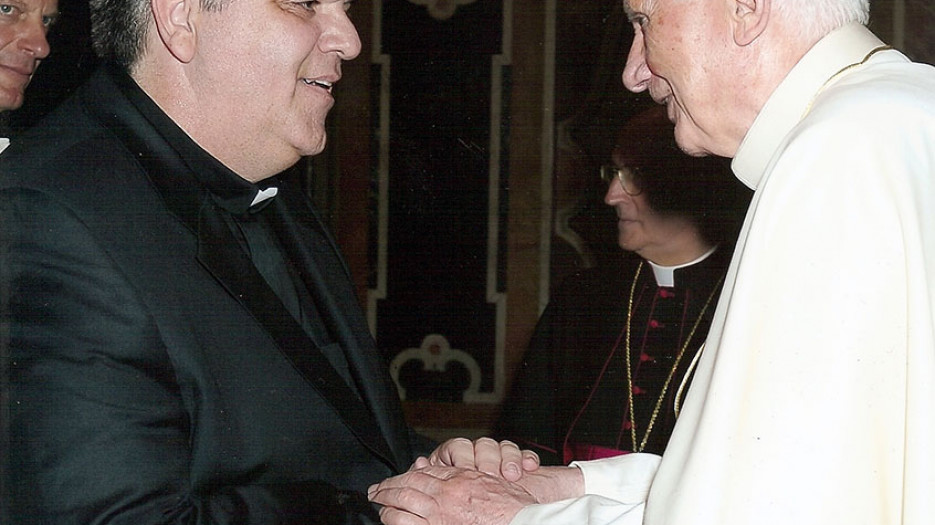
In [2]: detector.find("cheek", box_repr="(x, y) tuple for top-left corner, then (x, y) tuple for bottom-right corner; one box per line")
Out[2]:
(0, 28), (15, 51)
(630, 194), (652, 215)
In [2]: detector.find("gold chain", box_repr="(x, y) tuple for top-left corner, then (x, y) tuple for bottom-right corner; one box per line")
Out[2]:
(624, 261), (724, 452)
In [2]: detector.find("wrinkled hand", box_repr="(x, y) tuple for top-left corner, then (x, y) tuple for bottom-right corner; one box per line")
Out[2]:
(412, 437), (540, 482)
(368, 465), (536, 525)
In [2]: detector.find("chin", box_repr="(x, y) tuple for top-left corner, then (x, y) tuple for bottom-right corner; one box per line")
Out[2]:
(0, 92), (25, 112)
(293, 130), (328, 157)
(673, 126), (712, 157)
(617, 236), (636, 252)
(300, 142), (327, 157)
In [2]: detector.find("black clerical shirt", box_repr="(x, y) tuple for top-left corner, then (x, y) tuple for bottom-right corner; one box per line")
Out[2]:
(118, 76), (357, 390)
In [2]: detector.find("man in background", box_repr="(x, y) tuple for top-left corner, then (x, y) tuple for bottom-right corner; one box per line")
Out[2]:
(0, 0), (56, 152)
(368, 0), (935, 523)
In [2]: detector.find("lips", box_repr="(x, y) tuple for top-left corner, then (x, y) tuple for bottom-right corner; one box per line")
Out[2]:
(0, 62), (36, 79)
(301, 78), (334, 93)
(648, 84), (674, 113)
(664, 99), (677, 122)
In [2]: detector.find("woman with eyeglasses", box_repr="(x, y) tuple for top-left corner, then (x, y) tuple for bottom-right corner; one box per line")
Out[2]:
(495, 106), (751, 465)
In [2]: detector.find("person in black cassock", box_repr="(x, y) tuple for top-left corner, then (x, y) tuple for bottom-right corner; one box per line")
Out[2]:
(495, 106), (751, 464)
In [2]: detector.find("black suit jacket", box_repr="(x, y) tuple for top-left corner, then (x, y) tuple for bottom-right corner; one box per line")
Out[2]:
(1, 66), (412, 524)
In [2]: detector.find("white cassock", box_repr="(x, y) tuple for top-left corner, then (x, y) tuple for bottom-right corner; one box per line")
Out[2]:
(511, 22), (935, 525)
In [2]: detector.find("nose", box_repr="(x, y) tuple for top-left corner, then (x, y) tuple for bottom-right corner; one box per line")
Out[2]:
(604, 179), (625, 206)
(622, 30), (650, 93)
(18, 17), (51, 59)
(320, 10), (362, 61)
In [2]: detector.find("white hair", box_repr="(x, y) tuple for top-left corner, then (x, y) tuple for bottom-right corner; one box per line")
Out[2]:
(774, 0), (870, 43)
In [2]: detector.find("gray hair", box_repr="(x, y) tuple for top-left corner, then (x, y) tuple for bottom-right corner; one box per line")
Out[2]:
(774, 0), (870, 44)
(89, 0), (230, 70)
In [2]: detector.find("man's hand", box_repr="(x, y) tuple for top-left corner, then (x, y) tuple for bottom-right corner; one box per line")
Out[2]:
(368, 466), (535, 525)
(367, 464), (584, 525)
(412, 437), (540, 482)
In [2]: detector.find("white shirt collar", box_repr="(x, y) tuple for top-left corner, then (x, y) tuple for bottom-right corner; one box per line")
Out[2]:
(249, 186), (279, 208)
(732, 23), (886, 189)
(647, 245), (718, 288)
(0, 138), (9, 154)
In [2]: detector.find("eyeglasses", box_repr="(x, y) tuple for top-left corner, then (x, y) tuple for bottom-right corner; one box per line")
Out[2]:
(600, 165), (643, 196)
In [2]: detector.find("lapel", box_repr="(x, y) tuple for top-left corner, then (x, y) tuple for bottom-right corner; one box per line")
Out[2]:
(82, 65), (404, 470)
(268, 184), (412, 470)
(194, 201), (397, 467)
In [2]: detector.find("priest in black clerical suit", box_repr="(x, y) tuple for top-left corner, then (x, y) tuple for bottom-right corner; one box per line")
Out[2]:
(1, 1), (420, 518)
(1, 62), (416, 523)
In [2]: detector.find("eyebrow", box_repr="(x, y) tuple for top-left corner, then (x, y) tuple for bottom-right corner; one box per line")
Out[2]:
(622, 1), (637, 21)
(623, 0), (636, 18)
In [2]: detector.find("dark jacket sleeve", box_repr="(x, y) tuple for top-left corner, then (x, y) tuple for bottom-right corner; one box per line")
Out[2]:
(1, 188), (377, 524)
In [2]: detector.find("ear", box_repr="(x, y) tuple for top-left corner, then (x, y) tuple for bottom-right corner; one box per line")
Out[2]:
(730, 0), (770, 46)
(151, 0), (198, 63)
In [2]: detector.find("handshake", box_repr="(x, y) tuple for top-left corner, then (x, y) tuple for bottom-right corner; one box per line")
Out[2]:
(367, 437), (585, 525)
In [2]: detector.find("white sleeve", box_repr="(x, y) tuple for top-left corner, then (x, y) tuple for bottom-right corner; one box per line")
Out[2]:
(509, 454), (661, 525)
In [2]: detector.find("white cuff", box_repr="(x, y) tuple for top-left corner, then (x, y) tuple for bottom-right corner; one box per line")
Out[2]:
(571, 452), (661, 502)
(510, 495), (646, 525)
(508, 453), (660, 525)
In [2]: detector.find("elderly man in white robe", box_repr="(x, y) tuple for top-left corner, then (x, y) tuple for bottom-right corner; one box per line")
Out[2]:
(368, 0), (935, 524)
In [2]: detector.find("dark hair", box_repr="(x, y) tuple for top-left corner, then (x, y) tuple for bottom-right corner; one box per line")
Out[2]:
(89, 0), (229, 70)
(612, 105), (751, 245)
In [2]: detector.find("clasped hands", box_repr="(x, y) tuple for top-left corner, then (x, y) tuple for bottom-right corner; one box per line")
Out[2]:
(367, 437), (583, 525)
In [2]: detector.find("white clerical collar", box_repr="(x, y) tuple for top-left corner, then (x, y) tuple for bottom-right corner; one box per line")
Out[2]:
(732, 23), (888, 189)
(250, 186), (279, 208)
(0, 138), (9, 154)
(647, 245), (718, 287)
